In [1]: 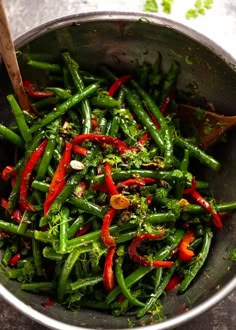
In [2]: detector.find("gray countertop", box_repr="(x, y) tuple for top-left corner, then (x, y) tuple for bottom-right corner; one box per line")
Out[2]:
(0, 1), (235, 329)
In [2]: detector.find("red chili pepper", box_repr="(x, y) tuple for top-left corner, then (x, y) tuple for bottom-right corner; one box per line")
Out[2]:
(11, 209), (22, 224)
(108, 75), (132, 97)
(23, 80), (54, 98)
(44, 141), (72, 215)
(146, 195), (153, 206)
(101, 208), (117, 247)
(103, 247), (116, 292)
(90, 184), (109, 193)
(117, 294), (125, 304)
(165, 274), (182, 291)
(160, 92), (175, 115)
(0, 198), (8, 211)
(136, 132), (149, 147)
(178, 231), (195, 262)
(72, 134), (129, 155)
(41, 297), (54, 308)
(20, 139), (48, 212)
(75, 182), (86, 198)
(147, 109), (161, 129)
(9, 253), (21, 267)
(1, 166), (17, 181)
(128, 232), (174, 268)
(91, 118), (98, 129)
(184, 179), (223, 230)
(76, 223), (91, 237)
(104, 163), (119, 195)
(117, 177), (156, 188)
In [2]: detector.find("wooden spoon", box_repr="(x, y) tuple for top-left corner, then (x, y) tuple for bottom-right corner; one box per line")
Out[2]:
(177, 104), (236, 149)
(0, 0), (31, 111)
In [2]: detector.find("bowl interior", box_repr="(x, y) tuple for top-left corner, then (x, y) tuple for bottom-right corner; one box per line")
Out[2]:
(0, 13), (236, 330)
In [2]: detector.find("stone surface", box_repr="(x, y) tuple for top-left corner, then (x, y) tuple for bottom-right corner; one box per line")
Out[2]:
(0, 1), (235, 329)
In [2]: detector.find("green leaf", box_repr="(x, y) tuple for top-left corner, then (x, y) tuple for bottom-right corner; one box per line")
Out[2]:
(161, 0), (174, 14)
(144, 0), (158, 13)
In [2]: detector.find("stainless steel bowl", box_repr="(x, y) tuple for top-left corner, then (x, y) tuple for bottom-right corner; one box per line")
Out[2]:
(0, 11), (236, 330)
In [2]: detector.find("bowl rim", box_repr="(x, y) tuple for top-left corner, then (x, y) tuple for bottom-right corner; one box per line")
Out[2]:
(0, 10), (235, 330)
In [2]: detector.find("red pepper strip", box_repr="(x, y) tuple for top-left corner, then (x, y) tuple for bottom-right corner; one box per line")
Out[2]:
(91, 119), (98, 129)
(11, 209), (22, 224)
(0, 198), (8, 211)
(103, 247), (116, 292)
(137, 132), (149, 147)
(101, 208), (117, 247)
(160, 92), (175, 115)
(1, 166), (17, 181)
(44, 141), (72, 215)
(9, 253), (21, 267)
(117, 294), (125, 304)
(128, 232), (174, 268)
(76, 223), (91, 237)
(178, 231), (195, 262)
(165, 274), (182, 292)
(20, 139), (48, 212)
(108, 75), (132, 97)
(41, 297), (54, 308)
(116, 177), (156, 188)
(72, 134), (129, 155)
(146, 195), (153, 206)
(90, 184), (109, 193)
(104, 163), (119, 195)
(184, 179), (223, 230)
(147, 109), (161, 129)
(23, 80), (54, 98)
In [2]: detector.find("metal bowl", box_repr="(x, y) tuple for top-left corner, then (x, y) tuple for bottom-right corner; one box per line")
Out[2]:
(0, 11), (236, 330)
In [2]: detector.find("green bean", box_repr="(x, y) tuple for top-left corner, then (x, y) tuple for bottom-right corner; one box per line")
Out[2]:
(68, 196), (103, 219)
(1, 246), (12, 266)
(43, 247), (63, 261)
(7, 95), (32, 144)
(63, 52), (92, 134)
(67, 215), (84, 239)
(17, 211), (34, 234)
(36, 120), (60, 180)
(110, 116), (120, 137)
(91, 95), (121, 109)
(34, 231), (55, 244)
(175, 149), (190, 199)
(69, 276), (103, 291)
(0, 220), (33, 238)
(31, 180), (48, 192)
(196, 181), (209, 190)
(6, 268), (23, 279)
(115, 246), (145, 307)
(115, 230), (137, 244)
(29, 82), (100, 134)
(21, 282), (55, 293)
(32, 238), (44, 277)
(0, 123), (24, 147)
(92, 169), (187, 185)
(27, 60), (61, 73)
(117, 89), (125, 103)
(57, 245), (92, 303)
(46, 87), (72, 99)
(145, 212), (177, 224)
(136, 262), (178, 318)
(178, 228), (213, 293)
(175, 137), (220, 171)
(184, 201), (236, 214)
(159, 62), (179, 102)
(32, 97), (58, 110)
(98, 117), (108, 135)
(59, 207), (69, 254)
(190, 237), (203, 250)
(124, 88), (164, 150)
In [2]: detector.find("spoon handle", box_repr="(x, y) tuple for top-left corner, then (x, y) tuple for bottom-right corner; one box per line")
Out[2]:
(0, 0), (30, 111)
